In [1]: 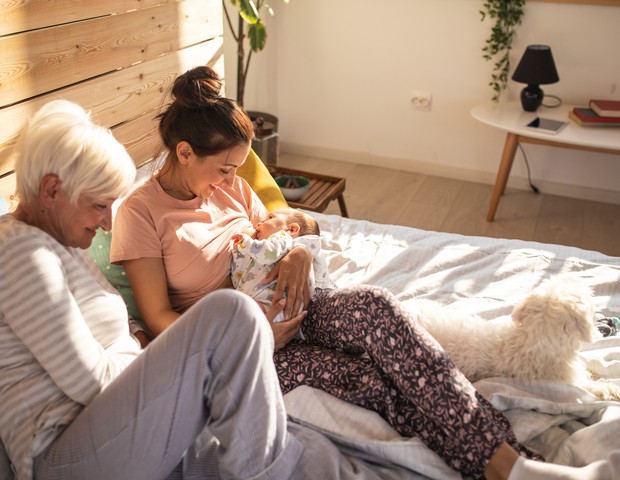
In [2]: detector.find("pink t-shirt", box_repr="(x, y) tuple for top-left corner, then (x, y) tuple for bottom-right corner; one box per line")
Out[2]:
(110, 175), (268, 312)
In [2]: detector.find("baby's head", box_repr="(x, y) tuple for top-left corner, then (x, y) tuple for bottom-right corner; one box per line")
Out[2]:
(255, 208), (319, 240)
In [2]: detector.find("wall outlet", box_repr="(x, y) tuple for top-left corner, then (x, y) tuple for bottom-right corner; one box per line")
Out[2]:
(410, 91), (432, 111)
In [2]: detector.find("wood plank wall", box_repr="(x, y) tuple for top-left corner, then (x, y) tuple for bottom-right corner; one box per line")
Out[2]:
(0, 0), (225, 211)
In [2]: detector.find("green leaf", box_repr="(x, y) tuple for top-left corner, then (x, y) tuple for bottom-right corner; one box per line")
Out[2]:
(237, 0), (259, 24)
(248, 20), (267, 52)
(480, 0), (525, 102)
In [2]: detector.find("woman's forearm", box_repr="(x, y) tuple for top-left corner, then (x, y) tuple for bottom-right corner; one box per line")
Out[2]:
(143, 309), (181, 338)
(123, 257), (181, 338)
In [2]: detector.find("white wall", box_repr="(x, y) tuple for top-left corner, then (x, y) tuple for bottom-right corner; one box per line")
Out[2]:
(224, 0), (620, 203)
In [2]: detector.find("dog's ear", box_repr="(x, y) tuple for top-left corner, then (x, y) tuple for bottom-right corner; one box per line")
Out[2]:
(511, 295), (559, 339)
(512, 276), (596, 344)
(563, 303), (597, 343)
(557, 278), (596, 343)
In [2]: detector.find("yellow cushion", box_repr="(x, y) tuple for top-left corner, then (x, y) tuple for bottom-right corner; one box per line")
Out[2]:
(237, 149), (288, 211)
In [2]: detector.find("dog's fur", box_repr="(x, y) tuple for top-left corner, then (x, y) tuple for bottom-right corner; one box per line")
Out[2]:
(413, 276), (620, 401)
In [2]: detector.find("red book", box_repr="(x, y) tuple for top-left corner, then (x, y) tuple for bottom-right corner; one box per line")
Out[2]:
(589, 99), (620, 118)
(569, 107), (620, 127)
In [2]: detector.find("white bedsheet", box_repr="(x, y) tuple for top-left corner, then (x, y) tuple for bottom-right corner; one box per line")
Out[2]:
(283, 212), (620, 479)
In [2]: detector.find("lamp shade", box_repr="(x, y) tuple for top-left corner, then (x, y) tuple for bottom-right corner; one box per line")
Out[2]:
(512, 45), (559, 86)
(512, 45), (559, 112)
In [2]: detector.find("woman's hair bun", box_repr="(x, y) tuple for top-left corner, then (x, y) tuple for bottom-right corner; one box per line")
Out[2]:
(158, 65), (254, 156)
(171, 66), (223, 109)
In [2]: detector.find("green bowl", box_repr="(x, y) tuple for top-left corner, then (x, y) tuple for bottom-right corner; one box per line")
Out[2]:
(275, 175), (310, 201)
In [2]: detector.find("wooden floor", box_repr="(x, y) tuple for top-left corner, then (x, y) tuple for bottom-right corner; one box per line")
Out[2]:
(278, 153), (620, 258)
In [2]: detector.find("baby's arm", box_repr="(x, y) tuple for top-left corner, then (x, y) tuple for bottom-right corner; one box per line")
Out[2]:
(234, 232), (294, 266)
(291, 235), (321, 257)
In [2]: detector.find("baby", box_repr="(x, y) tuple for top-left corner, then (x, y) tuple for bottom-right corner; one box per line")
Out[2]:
(230, 208), (333, 324)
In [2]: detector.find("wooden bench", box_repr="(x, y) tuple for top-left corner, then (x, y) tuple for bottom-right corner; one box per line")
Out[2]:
(268, 166), (348, 217)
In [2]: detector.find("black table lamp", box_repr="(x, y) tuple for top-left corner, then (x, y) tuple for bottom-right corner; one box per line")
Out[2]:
(512, 45), (559, 112)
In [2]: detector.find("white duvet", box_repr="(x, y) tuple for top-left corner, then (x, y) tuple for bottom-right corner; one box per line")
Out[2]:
(283, 212), (620, 479)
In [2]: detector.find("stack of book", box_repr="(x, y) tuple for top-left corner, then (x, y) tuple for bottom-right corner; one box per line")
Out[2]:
(569, 99), (620, 127)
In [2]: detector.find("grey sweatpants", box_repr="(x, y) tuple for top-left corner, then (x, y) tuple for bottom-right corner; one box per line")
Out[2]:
(32, 290), (405, 480)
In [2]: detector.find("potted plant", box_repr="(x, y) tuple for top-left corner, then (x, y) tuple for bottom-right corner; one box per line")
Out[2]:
(222, 0), (289, 165)
(480, 0), (526, 102)
(222, 0), (289, 108)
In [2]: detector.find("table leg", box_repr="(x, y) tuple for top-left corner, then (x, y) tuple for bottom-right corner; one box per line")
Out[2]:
(486, 132), (519, 222)
(337, 195), (349, 218)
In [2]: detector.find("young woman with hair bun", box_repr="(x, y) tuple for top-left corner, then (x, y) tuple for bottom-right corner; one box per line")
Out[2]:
(110, 66), (615, 480)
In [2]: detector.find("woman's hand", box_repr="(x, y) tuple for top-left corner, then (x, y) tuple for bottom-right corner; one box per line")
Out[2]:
(264, 300), (306, 351)
(263, 246), (312, 320)
(133, 330), (151, 349)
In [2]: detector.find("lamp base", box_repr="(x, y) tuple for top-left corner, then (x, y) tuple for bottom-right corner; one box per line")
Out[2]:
(520, 85), (544, 112)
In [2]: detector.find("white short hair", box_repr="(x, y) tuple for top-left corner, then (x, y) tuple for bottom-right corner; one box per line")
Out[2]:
(13, 100), (136, 204)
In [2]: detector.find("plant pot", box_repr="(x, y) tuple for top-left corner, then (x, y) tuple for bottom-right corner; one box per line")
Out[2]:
(248, 111), (278, 132)
(249, 111), (279, 166)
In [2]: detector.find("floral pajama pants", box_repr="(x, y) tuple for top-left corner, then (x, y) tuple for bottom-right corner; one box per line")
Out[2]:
(273, 285), (542, 479)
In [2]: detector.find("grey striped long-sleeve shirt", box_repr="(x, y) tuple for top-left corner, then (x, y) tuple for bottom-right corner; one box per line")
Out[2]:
(0, 215), (140, 479)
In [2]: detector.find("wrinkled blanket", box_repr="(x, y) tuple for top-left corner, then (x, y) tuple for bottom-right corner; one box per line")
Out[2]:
(283, 212), (620, 479)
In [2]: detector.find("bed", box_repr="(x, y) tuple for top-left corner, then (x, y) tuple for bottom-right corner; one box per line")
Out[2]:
(280, 210), (620, 479)
(2, 156), (620, 479)
(3, 1), (616, 474)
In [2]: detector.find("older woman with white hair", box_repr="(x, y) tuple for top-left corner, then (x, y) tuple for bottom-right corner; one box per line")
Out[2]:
(2, 100), (615, 480)
(0, 100), (412, 480)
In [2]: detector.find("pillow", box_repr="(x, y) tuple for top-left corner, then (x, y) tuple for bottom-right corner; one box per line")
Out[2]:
(88, 229), (140, 320)
(87, 149), (285, 320)
(237, 149), (288, 211)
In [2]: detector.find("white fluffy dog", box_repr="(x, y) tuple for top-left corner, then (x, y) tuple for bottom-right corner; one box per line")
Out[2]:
(414, 276), (620, 401)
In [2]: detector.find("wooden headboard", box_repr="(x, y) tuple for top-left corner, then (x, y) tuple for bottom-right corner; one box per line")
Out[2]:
(0, 0), (225, 211)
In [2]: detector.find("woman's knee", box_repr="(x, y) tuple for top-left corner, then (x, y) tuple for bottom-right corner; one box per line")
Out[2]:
(196, 288), (253, 311)
(344, 284), (397, 302)
(342, 284), (400, 315)
(187, 290), (271, 343)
